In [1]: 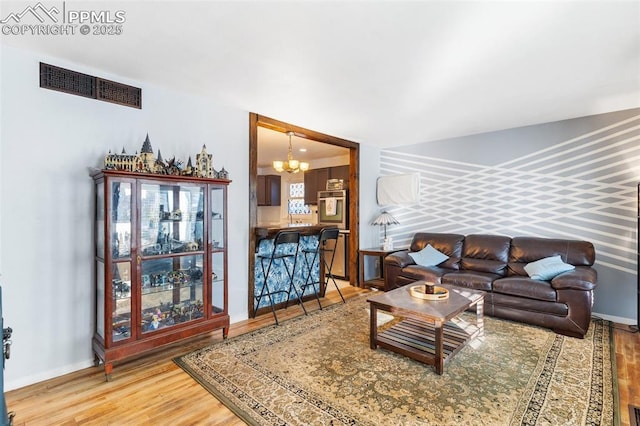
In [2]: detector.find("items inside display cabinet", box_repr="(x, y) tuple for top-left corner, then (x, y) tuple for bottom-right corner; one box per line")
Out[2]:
(111, 181), (132, 259)
(111, 262), (131, 342)
(140, 256), (205, 333)
(141, 183), (205, 256)
(210, 187), (226, 315)
(211, 251), (225, 314)
(210, 188), (225, 250)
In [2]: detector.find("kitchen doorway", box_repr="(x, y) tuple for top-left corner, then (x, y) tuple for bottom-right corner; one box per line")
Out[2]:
(248, 113), (360, 317)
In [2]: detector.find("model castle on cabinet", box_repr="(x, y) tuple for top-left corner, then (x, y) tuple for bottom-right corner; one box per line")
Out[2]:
(195, 145), (213, 178)
(104, 134), (229, 179)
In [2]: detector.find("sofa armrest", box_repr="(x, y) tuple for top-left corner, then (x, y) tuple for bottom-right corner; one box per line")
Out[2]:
(383, 250), (413, 291)
(384, 250), (414, 268)
(550, 267), (597, 291)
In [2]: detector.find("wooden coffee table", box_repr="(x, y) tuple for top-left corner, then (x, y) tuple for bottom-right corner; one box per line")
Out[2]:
(367, 283), (484, 374)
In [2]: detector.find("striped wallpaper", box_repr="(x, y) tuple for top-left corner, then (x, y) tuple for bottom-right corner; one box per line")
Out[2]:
(378, 109), (640, 319)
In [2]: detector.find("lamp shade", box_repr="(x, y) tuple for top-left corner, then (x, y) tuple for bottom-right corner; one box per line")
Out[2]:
(371, 211), (399, 240)
(371, 211), (399, 227)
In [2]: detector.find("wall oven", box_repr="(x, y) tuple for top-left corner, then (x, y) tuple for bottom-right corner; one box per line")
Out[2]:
(318, 190), (349, 279)
(317, 190), (348, 229)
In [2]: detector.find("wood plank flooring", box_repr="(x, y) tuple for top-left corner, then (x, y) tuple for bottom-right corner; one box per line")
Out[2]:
(615, 323), (640, 426)
(5, 286), (640, 425)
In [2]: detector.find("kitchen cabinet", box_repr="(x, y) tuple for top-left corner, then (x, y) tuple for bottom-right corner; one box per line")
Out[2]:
(304, 168), (329, 205)
(304, 166), (349, 205)
(330, 165), (350, 184)
(257, 174), (281, 206)
(91, 169), (230, 380)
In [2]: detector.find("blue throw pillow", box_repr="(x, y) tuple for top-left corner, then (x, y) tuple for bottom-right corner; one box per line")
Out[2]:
(524, 255), (575, 280)
(408, 244), (449, 267)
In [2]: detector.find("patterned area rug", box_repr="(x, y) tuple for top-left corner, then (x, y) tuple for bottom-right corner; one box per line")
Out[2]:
(175, 296), (615, 425)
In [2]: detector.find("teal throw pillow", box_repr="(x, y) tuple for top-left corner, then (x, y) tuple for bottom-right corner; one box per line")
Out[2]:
(524, 255), (575, 280)
(408, 244), (449, 267)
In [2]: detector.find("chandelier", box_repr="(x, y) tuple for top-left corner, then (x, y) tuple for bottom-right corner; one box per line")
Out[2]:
(273, 132), (309, 174)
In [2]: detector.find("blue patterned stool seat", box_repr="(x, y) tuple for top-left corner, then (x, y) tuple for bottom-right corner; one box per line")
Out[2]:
(254, 230), (305, 325)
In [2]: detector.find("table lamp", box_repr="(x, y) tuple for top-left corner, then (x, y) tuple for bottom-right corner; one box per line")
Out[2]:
(371, 211), (399, 250)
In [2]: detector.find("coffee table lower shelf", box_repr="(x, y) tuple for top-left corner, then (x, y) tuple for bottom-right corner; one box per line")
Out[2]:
(374, 317), (480, 373)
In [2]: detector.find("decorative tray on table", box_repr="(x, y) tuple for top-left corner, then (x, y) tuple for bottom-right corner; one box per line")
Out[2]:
(409, 284), (449, 300)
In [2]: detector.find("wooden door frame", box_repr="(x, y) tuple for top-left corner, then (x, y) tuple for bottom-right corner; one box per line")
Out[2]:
(248, 113), (360, 317)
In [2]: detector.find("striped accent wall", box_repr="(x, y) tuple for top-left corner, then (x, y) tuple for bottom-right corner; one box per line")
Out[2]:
(379, 109), (640, 319)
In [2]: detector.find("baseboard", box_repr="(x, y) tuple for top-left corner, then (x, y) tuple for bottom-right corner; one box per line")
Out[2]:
(4, 359), (94, 392)
(592, 312), (635, 325)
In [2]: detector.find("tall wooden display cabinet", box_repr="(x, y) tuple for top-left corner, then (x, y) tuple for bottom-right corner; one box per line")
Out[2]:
(91, 170), (229, 380)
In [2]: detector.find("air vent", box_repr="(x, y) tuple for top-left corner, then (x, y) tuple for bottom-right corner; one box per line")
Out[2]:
(40, 62), (142, 109)
(39, 62), (95, 99)
(97, 78), (142, 108)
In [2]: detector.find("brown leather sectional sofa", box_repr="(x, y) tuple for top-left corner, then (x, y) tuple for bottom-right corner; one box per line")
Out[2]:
(384, 233), (597, 338)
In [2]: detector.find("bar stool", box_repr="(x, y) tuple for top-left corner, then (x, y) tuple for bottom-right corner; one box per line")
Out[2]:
(300, 227), (345, 310)
(254, 230), (305, 325)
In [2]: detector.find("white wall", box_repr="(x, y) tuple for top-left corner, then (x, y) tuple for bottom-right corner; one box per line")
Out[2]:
(309, 154), (349, 169)
(0, 46), (249, 390)
(0, 46), (382, 391)
(359, 145), (382, 248)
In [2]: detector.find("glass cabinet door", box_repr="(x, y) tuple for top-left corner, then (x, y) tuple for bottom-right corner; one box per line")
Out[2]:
(140, 183), (205, 256)
(110, 181), (132, 342)
(112, 262), (132, 341)
(139, 182), (205, 333)
(95, 181), (105, 339)
(111, 182), (132, 260)
(140, 255), (204, 332)
(210, 185), (226, 315)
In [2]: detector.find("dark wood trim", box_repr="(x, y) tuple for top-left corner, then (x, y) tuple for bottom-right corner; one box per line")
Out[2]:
(348, 147), (359, 288)
(248, 113), (360, 317)
(256, 115), (358, 148)
(248, 113), (259, 317)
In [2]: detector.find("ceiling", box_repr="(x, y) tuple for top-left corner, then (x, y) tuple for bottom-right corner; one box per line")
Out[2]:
(257, 127), (349, 169)
(1, 1), (639, 148)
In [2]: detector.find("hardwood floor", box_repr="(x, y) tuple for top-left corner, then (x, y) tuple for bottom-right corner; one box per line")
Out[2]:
(5, 286), (640, 425)
(615, 324), (640, 426)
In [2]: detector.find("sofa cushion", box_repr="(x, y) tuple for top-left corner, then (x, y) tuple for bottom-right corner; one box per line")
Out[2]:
(408, 244), (449, 267)
(409, 233), (464, 270)
(492, 293), (569, 316)
(441, 271), (499, 291)
(400, 265), (453, 283)
(524, 255), (575, 280)
(460, 234), (511, 276)
(507, 236), (595, 277)
(492, 277), (557, 302)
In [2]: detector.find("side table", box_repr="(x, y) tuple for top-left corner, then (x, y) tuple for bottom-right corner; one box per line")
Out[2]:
(358, 247), (403, 290)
